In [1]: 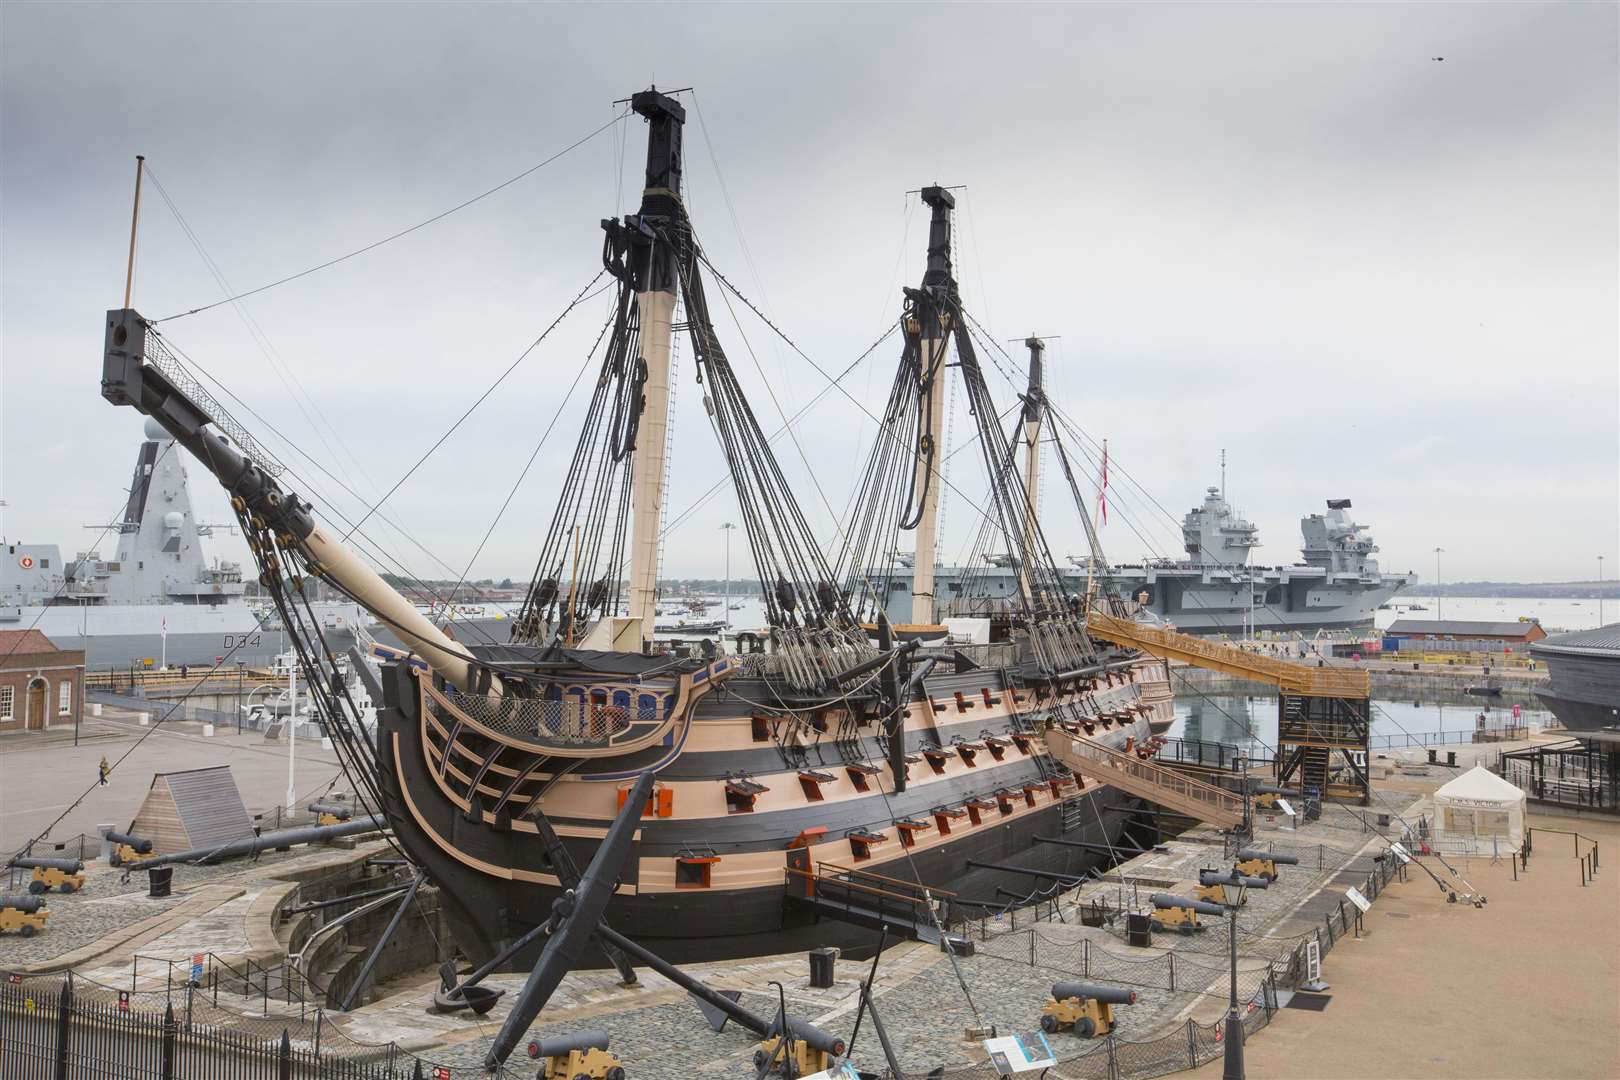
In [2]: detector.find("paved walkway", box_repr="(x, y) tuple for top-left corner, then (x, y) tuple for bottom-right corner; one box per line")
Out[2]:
(0, 707), (346, 853)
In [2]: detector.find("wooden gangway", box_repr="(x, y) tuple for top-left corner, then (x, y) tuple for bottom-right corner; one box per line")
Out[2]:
(1085, 611), (1369, 699)
(1045, 729), (1247, 828)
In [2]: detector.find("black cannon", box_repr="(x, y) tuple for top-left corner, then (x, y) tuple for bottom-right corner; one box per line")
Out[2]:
(1149, 892), (1225, 934)
(754, 1014), (848, 1076)
(0, 894), (50, 937)
(1195, 868), (1271, 904)
(105, 831), (154, 866)
(526, 1028), (622, 1079)
(308, 801), (353, 825)
(9, 857), (86, 894)
(1235, 849), (1301, 881)
(1042, 981), (1137, 1037)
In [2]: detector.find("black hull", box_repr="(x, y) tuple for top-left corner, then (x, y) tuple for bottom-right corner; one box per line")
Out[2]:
(373, 662), (1158, 968)
(435, 793), (1142, 966)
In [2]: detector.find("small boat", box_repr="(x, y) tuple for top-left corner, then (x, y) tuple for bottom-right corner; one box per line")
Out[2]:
(653, 619), (725, 635)
(1408, 604), (1429, 611)
(1465, 686), (1503, 698)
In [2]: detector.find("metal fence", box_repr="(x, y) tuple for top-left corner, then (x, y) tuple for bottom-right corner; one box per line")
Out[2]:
(920, 850), (1406, 1080)
(0, 971), (464, 1080)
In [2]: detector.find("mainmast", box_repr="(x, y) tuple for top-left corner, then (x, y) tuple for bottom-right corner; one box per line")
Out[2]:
(622, 89), (686, 644)
(1018, 335), (1045, 603)
(907, 185), (956, 626)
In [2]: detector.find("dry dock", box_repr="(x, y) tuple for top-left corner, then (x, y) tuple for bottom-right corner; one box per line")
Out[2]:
(4, 750), (1615, 1078)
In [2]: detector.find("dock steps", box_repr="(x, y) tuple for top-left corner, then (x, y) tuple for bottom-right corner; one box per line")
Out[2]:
(1045, 729), (1247, 828)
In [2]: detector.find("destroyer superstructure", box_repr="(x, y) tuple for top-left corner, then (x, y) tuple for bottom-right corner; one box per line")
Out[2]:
(2, 419), (365, 667)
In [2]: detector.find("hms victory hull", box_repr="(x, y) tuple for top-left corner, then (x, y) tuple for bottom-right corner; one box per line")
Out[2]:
(371, 649), (1170, 966)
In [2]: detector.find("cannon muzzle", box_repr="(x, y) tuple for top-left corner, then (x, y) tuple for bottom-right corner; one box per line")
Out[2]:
(1052, 981), (1136, 1006)
(1, 895), (47, 914)
(8, 857), (84, 873)
(1199, 869), (1270, 889)
(105, 832), (153, 854)
(527, 1029), (609, 1059)
(1236, 849), (1300, 865)
(782, 1018), (845, 1056)
(1150, 893), (1226, 917)
(308, 802), (353, 820)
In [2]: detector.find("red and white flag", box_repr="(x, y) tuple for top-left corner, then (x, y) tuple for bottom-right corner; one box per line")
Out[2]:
(1097, 440), (1109, 527)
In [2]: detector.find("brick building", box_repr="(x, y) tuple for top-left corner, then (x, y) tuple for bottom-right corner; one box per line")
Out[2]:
(0, 629), (86, 733)
(1384, 618), (1549, 645)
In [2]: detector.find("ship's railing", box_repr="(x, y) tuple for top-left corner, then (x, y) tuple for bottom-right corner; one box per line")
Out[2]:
(142, 325), (288, 477)
(435, 686), (650, 747)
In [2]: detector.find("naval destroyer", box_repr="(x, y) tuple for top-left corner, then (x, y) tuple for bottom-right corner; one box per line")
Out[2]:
(1, 419), (365, 668)
(880, 487), (1415, 635)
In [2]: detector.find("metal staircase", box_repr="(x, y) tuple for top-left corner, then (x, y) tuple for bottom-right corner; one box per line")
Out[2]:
(1086, 610), (1371, 805)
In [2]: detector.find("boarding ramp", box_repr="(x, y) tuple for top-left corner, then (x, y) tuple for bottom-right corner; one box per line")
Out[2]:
(1086, 610), (1371, 804)
(1085, 611), (1369, 698)
(1045, 729), (1246, 829)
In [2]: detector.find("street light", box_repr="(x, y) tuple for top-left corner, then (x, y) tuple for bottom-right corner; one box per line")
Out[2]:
(1599, 556), (1605, 626)
(1433, 547), (1444, 622)
(1208, 867), (1270, 1080)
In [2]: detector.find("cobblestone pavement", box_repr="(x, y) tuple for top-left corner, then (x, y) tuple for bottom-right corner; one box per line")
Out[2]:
(321, 798), (1419, 1078)
(0, 842), (387, 969)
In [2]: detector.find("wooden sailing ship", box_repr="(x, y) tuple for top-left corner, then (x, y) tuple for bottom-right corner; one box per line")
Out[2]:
(101, 88), (1174, 979)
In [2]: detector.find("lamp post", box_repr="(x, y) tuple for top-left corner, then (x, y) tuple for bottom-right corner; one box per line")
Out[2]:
(236, 661), (246, 735)
(721, 522), (736, 631)
(1599, 556), (1605, 626)
(1433, 547), (1444, 622)
(1214, 869), (1270, 1080)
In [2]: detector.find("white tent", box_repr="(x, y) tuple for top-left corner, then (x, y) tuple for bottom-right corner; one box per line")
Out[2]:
(1431, 766), (1527, 855)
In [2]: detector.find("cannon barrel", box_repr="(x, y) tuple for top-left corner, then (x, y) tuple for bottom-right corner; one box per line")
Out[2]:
(1, 895), (47, 914)
(1236, 849), (1300, 865)
(1052, 981), (1136, 1006)
(8, 857), (83, 873)
(1150, 893), (1226, 917)
(777, 1015), (846, 1056)
(126, 816), (385, 871)
(528, 1029), (609, 1059)
(1246, 783), (1291, 797)
(308, 801), (353, 820)
(1199, 869), (1271, 889)
(105, 832), (153, 854)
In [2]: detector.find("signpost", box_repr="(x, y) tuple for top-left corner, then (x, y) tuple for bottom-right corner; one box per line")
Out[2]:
(982, 1032), (1057, 1074)
(1344, 886), (1370, 913)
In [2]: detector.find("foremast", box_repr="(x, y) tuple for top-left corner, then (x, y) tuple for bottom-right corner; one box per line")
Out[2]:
(622, 90), (685, 645)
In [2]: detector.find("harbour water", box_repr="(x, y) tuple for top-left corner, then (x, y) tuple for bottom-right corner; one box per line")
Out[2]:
(1170, 690), (1559, 755)
(1375, 595), (1611, 633)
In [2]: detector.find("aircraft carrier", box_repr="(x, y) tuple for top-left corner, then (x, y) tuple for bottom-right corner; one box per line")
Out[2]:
(881, 488), (1415, 636)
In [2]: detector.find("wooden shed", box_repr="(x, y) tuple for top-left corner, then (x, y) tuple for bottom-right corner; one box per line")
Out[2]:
(128, 765), (253, 856)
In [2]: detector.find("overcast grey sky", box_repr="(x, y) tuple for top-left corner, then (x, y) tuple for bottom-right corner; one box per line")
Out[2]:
(3, 1), (1616, 588)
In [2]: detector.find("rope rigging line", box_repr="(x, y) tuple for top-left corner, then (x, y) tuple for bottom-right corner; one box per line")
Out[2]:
(152, 111), (630, 323)
(157, 334), (512, 648)
(340, 269), (612, 541)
